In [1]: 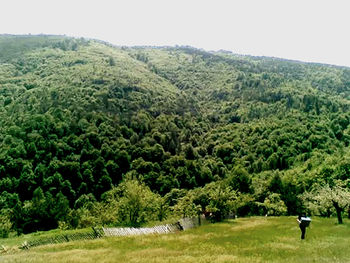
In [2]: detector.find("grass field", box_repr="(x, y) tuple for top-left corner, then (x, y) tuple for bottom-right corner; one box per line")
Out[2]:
(1, 217), (349, 263)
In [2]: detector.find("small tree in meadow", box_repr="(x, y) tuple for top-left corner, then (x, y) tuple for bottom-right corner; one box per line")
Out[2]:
(258, 193), (287, 216)
(174, 181), (237, 222)
(114, 180), (165, 226)
(0, 210), (12, 238)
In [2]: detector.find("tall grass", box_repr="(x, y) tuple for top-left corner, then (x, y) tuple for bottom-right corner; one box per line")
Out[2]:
(1, 217), (349, 263)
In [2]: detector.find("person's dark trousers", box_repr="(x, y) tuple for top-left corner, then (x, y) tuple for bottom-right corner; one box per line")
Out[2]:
(300, 225), (306, 239)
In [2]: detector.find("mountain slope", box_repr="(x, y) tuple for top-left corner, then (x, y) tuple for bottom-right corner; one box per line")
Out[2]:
(0, 35), (349, 234)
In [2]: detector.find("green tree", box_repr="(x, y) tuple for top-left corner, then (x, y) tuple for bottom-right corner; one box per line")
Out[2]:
(174, 182), (237, 222)
(258, 193), (287, 216)
(113, 180), (164, 226)
(0, 210), (12, 238)
(227, 166), (252, 193)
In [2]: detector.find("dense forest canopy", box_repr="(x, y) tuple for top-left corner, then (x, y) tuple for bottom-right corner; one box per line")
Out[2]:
(0, 35), (349, 235)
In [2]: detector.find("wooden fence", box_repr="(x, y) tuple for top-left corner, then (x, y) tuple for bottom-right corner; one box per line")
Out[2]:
(19, 217), (205, 249)
(102, 224), (179, 237)
(21, 229), (102, 249)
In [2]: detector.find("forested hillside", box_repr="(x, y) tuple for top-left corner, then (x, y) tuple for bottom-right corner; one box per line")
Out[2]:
(0, 35), (349, 235)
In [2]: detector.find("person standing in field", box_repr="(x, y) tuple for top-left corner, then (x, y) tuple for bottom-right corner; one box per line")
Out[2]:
(297, 215), (311, 240)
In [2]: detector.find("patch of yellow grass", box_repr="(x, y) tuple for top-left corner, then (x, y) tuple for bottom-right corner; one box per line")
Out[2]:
(158, 233), (198, 244)
(229, 217), (269, 231)
(127, 248), (183, 262)
(265, 242), (298, 250)
(3, 248), (124, 263)
(124, 254), (241, 263)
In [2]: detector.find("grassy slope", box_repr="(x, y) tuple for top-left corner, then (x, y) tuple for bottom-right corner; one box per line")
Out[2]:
(1, 217), (349, 263)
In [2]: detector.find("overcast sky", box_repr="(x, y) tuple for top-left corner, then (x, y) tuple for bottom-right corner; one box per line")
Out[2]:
(1, 0), (349, 67)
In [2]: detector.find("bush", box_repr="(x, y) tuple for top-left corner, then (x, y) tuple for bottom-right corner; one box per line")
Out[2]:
(0, 212), (12, 238)
(258, 193), (287, 216)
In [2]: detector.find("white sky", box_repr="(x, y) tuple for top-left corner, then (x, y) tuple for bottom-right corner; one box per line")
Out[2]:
(1, 0), (350, 67)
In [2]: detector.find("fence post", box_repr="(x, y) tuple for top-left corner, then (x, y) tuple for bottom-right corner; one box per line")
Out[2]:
(92, 227), (101, 238)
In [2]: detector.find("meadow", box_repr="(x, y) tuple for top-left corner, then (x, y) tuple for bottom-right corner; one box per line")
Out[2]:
(1, 216), (349, 263)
